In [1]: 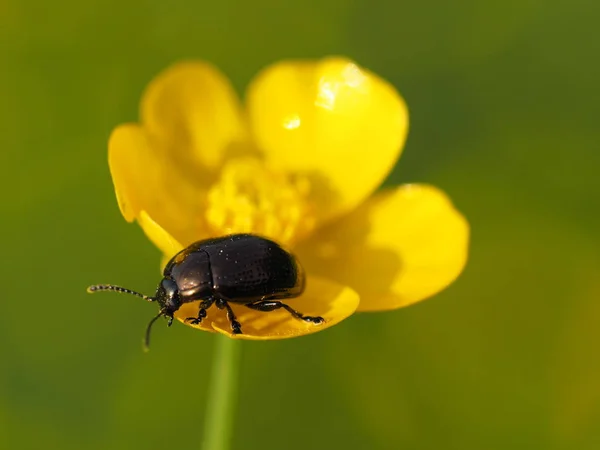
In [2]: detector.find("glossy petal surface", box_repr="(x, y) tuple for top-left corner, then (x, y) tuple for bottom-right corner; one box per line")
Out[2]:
(141, 61), (247, 172)
(297, 184), (469, 311)
(173, 276), (359, 339)
(246, 57), (409, 224)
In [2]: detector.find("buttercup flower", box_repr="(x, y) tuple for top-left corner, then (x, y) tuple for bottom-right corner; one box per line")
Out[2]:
(109, 57), (469, 340)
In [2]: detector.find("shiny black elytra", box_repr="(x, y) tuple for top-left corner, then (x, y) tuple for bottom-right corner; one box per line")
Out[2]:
(88, 234), (324, 348)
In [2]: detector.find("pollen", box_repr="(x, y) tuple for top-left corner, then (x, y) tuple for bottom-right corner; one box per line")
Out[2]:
(205, 157), (316, 244)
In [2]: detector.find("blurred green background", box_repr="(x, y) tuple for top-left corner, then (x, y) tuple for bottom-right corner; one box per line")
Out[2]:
(2, 0), (600, 449)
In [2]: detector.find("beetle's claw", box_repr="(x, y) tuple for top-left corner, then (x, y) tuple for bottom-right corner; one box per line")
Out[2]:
(185, 317), (202, 325)
(307, 316), (325, 325)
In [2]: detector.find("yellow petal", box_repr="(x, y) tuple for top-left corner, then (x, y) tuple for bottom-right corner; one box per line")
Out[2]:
(296, 184), (469, 311)
(246, 56), (408, 224)
(108, 124), (149, 223)
(108, 124), (208, 246)
(141, 61), (247, 171)
(173, 276), (359, 340)
(138, 210), (184, 259)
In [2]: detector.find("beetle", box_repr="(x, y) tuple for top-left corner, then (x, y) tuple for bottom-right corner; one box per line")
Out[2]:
(88, 233), (324, 347)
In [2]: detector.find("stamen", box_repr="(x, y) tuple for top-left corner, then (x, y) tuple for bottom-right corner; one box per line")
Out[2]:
(205, 157), (315, 244)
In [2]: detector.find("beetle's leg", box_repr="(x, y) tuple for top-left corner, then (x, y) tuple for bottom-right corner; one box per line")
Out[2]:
(185, 297), (215, 325)
(245, 301), (325, 325)
(215, 298), (242, 334)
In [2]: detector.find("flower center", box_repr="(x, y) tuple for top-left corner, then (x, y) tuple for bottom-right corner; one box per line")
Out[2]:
(205, 157), (315, 244)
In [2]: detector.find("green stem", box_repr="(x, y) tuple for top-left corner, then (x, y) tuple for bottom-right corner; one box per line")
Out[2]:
(201, 335), (241, 450)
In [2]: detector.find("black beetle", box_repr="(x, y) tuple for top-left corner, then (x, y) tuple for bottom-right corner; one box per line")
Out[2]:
(88, 234), (324, 347)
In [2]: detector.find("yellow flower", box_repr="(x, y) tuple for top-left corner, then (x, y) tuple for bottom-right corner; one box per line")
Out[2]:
(109, 57), (469, 340)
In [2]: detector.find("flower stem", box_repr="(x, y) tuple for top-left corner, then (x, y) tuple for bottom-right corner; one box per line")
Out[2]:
(201, 335), (241, 450)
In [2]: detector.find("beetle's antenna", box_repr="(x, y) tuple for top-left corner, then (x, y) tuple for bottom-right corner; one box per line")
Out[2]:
(87, 284), (155, 302)
(144, 311), (165, 352)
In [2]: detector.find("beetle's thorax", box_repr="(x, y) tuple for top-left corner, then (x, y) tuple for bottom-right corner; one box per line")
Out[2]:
(166, 248), (215, 302)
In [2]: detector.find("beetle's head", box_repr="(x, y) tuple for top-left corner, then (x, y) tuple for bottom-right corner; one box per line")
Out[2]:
(154, 277), (182, 314)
